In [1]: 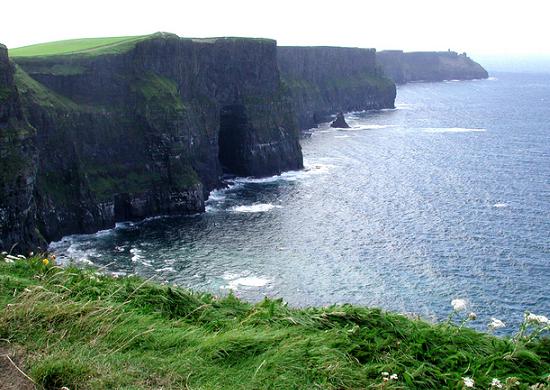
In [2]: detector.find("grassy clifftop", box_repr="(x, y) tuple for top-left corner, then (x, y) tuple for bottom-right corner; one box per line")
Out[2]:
(8, 35), (150, 57)
(8, 33), (275, 58)
(0, 256), (548, 389)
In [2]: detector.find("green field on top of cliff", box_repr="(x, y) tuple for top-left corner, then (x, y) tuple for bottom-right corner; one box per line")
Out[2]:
(9, 35), (149, 57)
(0, 255), (549, 389)
(9, 34), (275, 58)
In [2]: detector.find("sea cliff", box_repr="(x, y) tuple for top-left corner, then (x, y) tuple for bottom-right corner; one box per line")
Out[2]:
(0, 44), (39, 252)
(278, 46), (396, 129)
(1, 34), (400, 251)
(377, 50), (488, 84)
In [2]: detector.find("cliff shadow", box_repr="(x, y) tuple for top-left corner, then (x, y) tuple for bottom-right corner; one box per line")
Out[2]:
(218, 104), (250, 176)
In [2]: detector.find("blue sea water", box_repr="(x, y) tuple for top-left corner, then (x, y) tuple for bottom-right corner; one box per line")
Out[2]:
(50, 73), (550, 333)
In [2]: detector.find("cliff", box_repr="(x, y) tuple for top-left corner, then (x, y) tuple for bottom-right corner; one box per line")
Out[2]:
(1, 34), (400, 251)
(2, 33), (304, 247)
(0, 45), (39, 252)
(278, 47), (396, 129)
(377, 50), (488, 84)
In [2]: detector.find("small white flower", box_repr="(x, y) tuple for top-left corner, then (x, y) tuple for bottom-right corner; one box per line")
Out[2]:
(526, 313), (550, 326)
(452, 299), (467, 311)
(491, 378), (502, 388)
(29, 251), (34, 256)
(468, 312), (477, 320)
(381, 372), (389, 377)
(462, 376), (475, 388)
(488, 318), (506, 330)
(390, 374), (398, 380)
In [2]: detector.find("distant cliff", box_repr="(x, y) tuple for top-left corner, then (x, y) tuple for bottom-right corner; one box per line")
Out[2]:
(278, 47), (396, 129)
(377, 50), (488, 84)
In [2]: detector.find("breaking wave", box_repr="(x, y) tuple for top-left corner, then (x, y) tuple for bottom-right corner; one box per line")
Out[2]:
(422, 127), (486, 133)
(231, 204), (282, 213)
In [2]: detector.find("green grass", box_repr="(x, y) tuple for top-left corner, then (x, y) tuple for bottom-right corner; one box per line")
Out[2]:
(0, 256), (548, 389)
(8, 34), (272, 58)
(9, 35), (149, 57)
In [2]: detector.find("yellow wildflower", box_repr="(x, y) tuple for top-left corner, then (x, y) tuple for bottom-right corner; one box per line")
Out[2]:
(42, 258), (49, 266)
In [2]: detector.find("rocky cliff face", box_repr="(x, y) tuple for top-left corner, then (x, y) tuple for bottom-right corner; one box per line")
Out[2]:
(377, 50), (488, 84)
(6, 34), (303, 245)
(278, 47), (396, 129)
(1, 35), (400, 251)
(0, 45), (39, 252)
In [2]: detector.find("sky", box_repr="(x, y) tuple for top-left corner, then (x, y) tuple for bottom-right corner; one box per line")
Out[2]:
(2, 0), (550, 71)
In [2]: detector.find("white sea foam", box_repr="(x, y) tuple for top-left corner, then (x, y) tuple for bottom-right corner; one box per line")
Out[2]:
(205, 205), (219, 213)
(226, 162), (333, 188)
(345, 124), (397, 131)
(234, 175), (281, 184)
(395, 103), (414, 110)
(222, 273), (271, 289)
(303, 162), (334, 174)
(208, 189), (227, 201)
(129, 248), (143, 263)
(232, 203), (282, 213)
(115, 221), (136, 230)
(493, 203), (509, 208)
(143, 214), (170, 222)
(334, 135), (351, 138)
(156, 266), (175, 273)
(95, 228), (113, 237)
(488, 77), (498, 81)
(423, 127), (486, 133)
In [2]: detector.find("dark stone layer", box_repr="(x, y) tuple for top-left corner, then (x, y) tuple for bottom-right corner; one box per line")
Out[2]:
(377, 50), (488, 84)
(278, 46), (396, 129)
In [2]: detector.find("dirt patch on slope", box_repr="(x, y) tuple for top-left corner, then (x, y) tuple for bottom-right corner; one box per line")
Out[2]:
(0, 345), (35, 390)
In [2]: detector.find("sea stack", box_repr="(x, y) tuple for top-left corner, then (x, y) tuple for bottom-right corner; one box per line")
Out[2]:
(330, 112), (350, 128)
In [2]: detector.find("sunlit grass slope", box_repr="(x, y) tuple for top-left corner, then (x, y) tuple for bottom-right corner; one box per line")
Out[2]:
(0, 256), (549, 389)
(9, 35), (149, 57)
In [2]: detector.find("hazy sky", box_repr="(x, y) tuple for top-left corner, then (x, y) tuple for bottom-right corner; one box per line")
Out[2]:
(2, 0), (550, 60)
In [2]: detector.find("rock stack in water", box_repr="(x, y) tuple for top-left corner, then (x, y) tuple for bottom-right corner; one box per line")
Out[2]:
(330, 112), (350, 128)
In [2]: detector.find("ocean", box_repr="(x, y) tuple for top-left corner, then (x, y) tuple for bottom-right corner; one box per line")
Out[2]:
(50, 72), (550, 333)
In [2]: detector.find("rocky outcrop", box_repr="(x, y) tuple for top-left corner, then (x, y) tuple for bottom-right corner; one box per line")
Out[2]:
(0, 45), (39, 252)
(377, 50), (488, 84)
(278, 46), (396, 129)
(330, 112), (350, 128)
